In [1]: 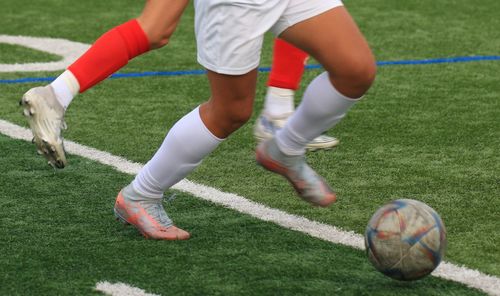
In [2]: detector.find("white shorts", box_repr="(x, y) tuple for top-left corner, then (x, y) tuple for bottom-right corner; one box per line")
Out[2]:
(194, 0), (343, 75)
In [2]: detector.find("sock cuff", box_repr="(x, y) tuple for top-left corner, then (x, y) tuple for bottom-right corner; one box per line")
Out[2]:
(194, 106), (225, 142)
(268, 86), (295, 98)
(132, 168), (164, 199)
(320, 72), (363, 102)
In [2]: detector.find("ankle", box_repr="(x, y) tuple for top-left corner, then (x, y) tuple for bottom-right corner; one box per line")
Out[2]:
(50, 70), (79, 110)
(264, 86), (295, 118)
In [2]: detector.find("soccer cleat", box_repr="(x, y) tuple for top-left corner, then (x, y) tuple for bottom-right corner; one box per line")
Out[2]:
(114, 184), (190, 240)
(256, 138), (336, 207)
(253, 113), (339, 151)
(20, 86), (67, 168)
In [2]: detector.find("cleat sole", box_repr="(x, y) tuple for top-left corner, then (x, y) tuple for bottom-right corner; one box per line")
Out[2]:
(114, 209), (131, 225)
(20, 86), (68, 169)
(255, 135), (338, 152)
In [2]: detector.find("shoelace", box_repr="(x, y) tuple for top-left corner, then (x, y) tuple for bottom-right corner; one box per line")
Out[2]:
(142, 199), (173, 226)
(156, 203), (172, 225)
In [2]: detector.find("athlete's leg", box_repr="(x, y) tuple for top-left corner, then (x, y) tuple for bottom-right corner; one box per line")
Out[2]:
(137, 0), (189, 49)
(255, 37), (339, 151)
(201, 70), (258, 138)
(256, 5), (375, 206)
(280, 7), (375, 98)
(276, 6), (376, 156)
(119, 0), (257, 240)
(50, 0), (188, 109)
(21, 0), (189, 169)
(22, 15), (152, 167)
(128, 70), (257, 239)
(254, 34), (340, 206)
(268, 38), (308, 91)
(263, 38), (306, 119)
(134, 69), (257, 199)
(21, 0), (191, 239)
(68, 0), (189, 95)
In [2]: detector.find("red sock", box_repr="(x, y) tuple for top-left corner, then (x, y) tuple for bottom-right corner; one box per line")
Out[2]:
(267, 38), (308, 90)
(68, 19), (150, 93)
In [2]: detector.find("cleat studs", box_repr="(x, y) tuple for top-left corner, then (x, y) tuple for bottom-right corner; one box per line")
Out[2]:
(55, 161), (64, 169)
(22, 108), (35, 116)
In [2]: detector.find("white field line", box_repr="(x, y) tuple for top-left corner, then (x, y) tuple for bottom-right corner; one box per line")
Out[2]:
(1, 119), (499, 296)
(0, 35), (89, 72)
(95, 281), (160, 296)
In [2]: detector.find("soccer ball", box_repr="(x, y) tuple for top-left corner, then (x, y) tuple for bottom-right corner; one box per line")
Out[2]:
(364, 199), (447, 281)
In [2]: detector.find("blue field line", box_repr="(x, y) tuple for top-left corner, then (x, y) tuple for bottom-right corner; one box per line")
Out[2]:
(1, 55), (499, 85)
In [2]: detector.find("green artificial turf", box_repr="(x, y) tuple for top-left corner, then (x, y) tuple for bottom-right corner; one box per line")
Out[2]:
(0, 0), (499, 294)
(0, 135), (487, 295)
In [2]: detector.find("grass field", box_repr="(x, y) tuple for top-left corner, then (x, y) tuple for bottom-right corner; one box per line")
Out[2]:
(1, 0), (499, 295)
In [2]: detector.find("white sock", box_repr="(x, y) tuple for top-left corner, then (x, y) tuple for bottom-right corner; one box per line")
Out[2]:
(276, 72), (361, 156)
(263, 86), (295, 118)
(133, 106), (223, 199)
(50, 70), (80, 110)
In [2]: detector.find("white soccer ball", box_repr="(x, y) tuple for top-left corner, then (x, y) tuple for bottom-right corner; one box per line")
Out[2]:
(364, 199), (447, 281)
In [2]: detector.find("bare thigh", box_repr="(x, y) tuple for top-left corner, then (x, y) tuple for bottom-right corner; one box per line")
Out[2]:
(280, 6), (376, 97)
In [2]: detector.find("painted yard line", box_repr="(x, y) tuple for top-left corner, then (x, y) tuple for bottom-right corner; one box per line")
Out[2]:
(1, 55), (499, 84)
(0, 35), (89, 73)
(95, 281), (160, 296)
(0, 118), (499, 296)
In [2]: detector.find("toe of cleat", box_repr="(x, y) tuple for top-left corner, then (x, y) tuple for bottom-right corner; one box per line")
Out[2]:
(154, 226), (191, 240)
(38, 139), (66, 168)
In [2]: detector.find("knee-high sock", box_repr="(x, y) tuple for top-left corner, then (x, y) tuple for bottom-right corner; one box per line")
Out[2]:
(68, 19), (150, 93)
(267, 38), (308, 90)
(276, 72), (361, 156)
(133, 107), (223, 199)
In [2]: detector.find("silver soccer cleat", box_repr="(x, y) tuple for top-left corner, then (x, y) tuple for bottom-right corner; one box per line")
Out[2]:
(256, 137), (337, 207)
(253, 113), (339, 151)
(20, 86), (67, 168)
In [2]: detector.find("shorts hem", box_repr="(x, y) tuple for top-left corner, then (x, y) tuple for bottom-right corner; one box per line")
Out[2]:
(272, 1), (344, 36)
(198, 57), (260, 75)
